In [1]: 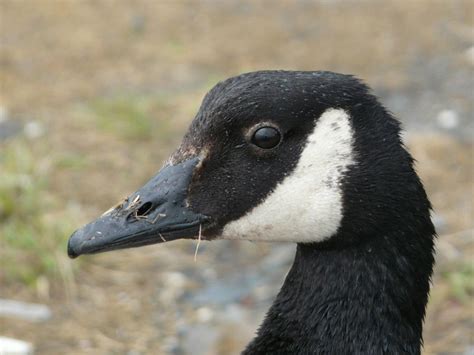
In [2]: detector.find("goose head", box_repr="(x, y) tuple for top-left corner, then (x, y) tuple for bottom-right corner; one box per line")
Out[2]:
(68, 70), (431, 257)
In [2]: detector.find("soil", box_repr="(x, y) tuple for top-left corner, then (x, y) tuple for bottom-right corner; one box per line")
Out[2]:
(1, 1), (473, 354)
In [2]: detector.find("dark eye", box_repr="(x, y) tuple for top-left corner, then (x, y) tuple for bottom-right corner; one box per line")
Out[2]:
(251, 126), (281, 149)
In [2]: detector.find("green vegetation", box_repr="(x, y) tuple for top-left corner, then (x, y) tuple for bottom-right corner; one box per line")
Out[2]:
(0, 93), (187, 288)
(0, 93), (188, 288)
(443, 261), (474, 303)
(55, 152), (89, 170)
(88, 95), (177, 141)
(0, 140), (77, 286)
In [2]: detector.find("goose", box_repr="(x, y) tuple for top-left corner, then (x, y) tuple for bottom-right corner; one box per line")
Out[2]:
(68, 71), (435, 354)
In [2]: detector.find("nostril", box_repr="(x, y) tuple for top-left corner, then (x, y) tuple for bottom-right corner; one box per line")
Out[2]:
(136, 202), (153, 217)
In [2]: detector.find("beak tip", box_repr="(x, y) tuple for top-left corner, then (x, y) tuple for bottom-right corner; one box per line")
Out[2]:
(67, 231), (81, 259)
(68, 249), (79, 259)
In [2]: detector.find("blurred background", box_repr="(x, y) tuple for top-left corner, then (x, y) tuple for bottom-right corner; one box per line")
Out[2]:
(0, 1), (472, 354)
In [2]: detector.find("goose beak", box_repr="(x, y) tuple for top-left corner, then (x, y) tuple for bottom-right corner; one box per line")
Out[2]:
(67, 157), (210, 258)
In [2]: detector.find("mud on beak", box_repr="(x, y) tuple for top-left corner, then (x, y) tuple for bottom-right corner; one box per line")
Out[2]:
(67, 157), (209, 258)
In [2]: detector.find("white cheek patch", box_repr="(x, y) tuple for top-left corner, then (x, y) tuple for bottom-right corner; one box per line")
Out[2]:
(221, 108), (356, 243)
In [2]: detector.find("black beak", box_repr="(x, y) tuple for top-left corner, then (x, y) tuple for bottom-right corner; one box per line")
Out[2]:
(67, 157), (209, 258)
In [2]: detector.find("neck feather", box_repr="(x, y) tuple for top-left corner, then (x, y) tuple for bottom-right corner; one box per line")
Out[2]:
(244, 228), (434, 354)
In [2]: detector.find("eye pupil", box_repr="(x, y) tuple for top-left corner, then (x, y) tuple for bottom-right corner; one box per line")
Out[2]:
(251, 127), (281, 149)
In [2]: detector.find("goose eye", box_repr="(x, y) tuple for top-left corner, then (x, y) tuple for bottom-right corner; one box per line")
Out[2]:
(251, 127), (281, 149)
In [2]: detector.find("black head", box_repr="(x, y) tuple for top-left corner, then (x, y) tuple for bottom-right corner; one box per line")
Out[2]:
(68, 71), (433, 257)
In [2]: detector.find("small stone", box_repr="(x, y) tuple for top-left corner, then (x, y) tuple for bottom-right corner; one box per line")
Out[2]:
(0, 109), (22, 140)
(158, 272), (188, 303)
(465, 46), (474, 66)
(24, 120), (45, 139)
(436, 110), (459, 130)
(0, 106), (8, 123)
(0, 298), (52, 322)
(431, 213), (447, 233)
(162, 272), (187, 289)
(196, 307), (213, 322)
(0, 336), (34, 354)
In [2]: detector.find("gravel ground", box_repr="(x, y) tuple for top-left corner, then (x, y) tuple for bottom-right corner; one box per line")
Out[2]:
(1, 1), (473, 354)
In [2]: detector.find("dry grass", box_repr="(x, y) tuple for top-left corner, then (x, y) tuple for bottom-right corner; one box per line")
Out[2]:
(1, 1), (472, 354)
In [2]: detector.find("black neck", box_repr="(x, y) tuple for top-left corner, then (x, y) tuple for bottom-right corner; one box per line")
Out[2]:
(243, 230), (434, 354)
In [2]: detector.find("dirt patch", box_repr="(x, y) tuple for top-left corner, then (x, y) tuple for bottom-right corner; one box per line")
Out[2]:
(1, 1), (473, 354)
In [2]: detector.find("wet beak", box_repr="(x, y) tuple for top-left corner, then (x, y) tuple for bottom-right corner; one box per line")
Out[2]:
(67, 157), (209, 258)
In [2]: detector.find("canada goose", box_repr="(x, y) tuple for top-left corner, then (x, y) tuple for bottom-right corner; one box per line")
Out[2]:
(68, 71), (435, 354)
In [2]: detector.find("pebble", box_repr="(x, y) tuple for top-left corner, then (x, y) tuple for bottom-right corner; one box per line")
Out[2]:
(436, 109), (459, 130)
(0, 106), (22, 141)
(0, 106), (8, 122)
(162, 272), (187, 289)
(196, 307), (213, 323)
(158, 272), (188, 303)
(23, 121), (45, 139)
(0, 337), (33, 355)
(465, 46), (474, 66)
(0, 120), (22, 140)
(431, 213), (447, 234)
(0, 299), (52, 322)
